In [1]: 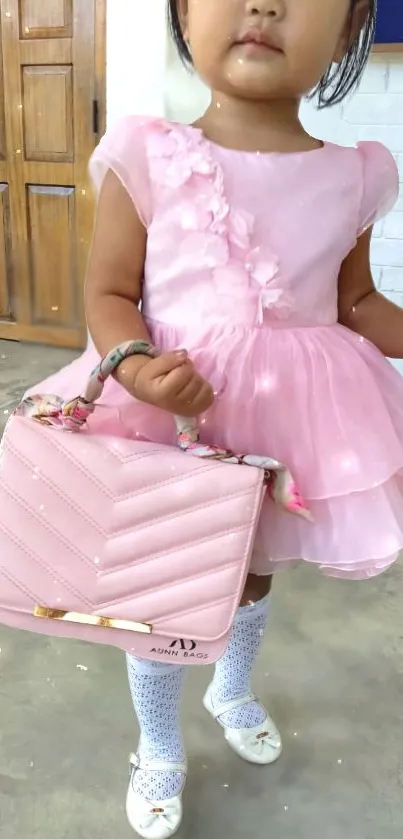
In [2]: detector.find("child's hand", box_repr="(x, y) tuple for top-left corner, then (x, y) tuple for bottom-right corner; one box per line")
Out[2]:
(132, 350), (215, 417)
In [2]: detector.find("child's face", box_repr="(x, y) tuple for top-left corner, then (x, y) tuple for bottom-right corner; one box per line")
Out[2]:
(178, 0), (367, 101)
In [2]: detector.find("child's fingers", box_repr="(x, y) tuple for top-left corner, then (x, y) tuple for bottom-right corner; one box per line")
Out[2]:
(190, 382), (215, 414)
(175, 375), (207, 405)
(147, 350), (189, 379)
(158, 363), (196, 397)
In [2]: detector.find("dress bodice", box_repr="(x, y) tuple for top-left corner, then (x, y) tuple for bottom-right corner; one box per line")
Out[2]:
(90, 117), (398, 331)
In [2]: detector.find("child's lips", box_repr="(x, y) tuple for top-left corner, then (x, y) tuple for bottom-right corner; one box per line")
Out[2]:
(236, 40), (282, 57)
(235, 29), (283, 54)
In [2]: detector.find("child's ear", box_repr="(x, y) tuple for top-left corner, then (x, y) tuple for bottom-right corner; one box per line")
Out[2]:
(333, 0), (370, 63)
(176, 0), (189, 41)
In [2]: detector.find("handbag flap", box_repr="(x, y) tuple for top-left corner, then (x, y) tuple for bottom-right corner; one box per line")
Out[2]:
(0, 416), (265, 644)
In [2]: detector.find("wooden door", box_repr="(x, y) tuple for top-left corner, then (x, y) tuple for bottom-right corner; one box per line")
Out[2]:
(0, 0), (106, 348)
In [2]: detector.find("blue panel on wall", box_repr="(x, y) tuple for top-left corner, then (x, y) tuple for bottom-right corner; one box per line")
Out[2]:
(375, 0), (403, 43)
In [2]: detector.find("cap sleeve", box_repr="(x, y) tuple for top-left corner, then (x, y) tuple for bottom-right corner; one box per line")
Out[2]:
(357, 141), (399, 236)
(89, 115), (152, 227)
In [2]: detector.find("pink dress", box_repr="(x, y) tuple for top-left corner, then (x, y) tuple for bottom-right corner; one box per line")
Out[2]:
(29, 116), (403, 580)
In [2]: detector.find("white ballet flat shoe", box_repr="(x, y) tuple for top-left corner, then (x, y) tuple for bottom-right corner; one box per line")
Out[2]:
(203, 685), (283, 765)
(126, 754), (186, 839)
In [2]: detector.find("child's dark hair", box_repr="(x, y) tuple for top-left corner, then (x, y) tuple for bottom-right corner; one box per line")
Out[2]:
(167, 0), (377, 108)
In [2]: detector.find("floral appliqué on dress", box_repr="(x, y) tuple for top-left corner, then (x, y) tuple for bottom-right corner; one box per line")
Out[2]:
(146, 122), (294, 324)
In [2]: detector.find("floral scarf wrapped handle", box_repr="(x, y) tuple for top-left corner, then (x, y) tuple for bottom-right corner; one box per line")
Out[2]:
(16, 341), (313, 522)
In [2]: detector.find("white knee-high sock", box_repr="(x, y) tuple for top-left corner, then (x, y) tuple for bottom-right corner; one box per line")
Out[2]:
(126, 656), (186, 802)
(211, 596), (270, 728)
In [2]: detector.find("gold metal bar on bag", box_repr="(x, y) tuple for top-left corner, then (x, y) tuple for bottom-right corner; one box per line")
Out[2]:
(34, 605), (153, 634)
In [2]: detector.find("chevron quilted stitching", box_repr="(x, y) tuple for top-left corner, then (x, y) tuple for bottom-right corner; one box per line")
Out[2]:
(1, 475), (260, 567)
(0, 544), (50, 603)
(4, 430), (261, 561)
(13, 420), (160, 498)
(52, 442), (222, 501)
(106, 495), (258, 542)
(2, 475), (256, 593)
(0, 516), (93, 608)
(24, 420), (228, 500)
(107, 486), (261, 541)
(4, 418), (263, 523)
(5, 441), (107, 533)
(4, 441), (258, 590)
(0, 415), (264, 660)
(103, 516), (259, 579)
(6, 438), (260, 541)
(100, 522), (257, 578)
(6, 435), (238, 526)
(94, 537), (258, 632)
(133, 595), (244, 642)
(0, 477), (101, 587)
(2, 438), (260, 565)
(98, 558), (246, 609)
(146, 594), (237, 631)
(24, 419), (267, 504)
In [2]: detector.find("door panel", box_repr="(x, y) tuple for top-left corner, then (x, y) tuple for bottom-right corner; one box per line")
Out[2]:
(27, 185), (77, 328)
(0, 0), (105, 347)
(22, 65), (74, 162)
(20, 0), (73, 39)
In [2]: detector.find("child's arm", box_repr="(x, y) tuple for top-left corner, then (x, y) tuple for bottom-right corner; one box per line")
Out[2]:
(85, 169), (150, 362)
(338, 228), (403, 358)
(85, 170), (214, 416)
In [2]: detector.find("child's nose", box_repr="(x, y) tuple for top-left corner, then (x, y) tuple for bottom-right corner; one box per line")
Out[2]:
(246, 0), (285, 20)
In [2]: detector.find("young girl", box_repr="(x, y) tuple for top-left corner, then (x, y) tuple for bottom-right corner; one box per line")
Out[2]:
(28, 0), (403, 836)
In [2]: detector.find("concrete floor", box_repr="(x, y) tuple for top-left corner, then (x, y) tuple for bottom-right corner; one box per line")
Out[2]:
(0, 338), (402, 839)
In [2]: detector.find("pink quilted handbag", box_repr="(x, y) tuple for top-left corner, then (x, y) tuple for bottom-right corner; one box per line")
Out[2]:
(0, 342), (311, 665)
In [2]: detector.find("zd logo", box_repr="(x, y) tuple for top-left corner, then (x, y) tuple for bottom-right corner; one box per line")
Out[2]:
(169, 638), (197, 651)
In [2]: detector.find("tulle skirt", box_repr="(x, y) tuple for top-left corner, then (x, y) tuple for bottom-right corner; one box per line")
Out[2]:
(26, 319), (403, 580)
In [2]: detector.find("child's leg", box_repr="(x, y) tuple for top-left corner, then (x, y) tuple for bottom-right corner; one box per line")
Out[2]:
(126, 656), (187, 801)
(211, 594), (270, 727)
(205, 575), (282, 763)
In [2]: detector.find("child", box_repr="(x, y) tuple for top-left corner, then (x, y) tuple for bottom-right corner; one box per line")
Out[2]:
(29, 1), (403, 836)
